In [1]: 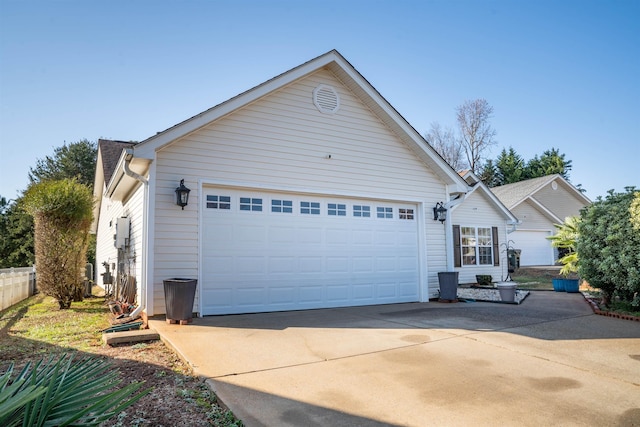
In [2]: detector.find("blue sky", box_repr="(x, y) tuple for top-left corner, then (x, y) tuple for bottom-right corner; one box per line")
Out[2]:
(1, 0), (638, 202)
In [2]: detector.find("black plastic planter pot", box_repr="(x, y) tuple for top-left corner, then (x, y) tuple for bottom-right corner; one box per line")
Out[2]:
(163, 278), (197, 324)
(438, 272), (459, 301)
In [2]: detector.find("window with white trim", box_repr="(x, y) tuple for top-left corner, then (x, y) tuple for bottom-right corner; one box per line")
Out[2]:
(461, 226), (493, 265)
(271, 199), (293, 213)
(353, 205), (371, 217)
(206, 195), (231, 209)
(377, 207), (393, 219)
(239, 197), (262, 212)
(328, 203), (346, 216)
(300, 201), (320, 215)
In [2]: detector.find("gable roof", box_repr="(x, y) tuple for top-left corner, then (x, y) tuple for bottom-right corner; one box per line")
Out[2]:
(90, 139), (138, 233)
(490, 174), (590, 210)
(457, 170), (518, 223)
(98, 139), (136, 186)
(130, 49), (469, 194)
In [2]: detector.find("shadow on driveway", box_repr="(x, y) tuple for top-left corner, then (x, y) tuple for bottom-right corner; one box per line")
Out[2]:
(151, 291), (640, 427)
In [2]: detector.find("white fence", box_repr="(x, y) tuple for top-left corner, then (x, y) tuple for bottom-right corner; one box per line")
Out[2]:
(0, 266), (36, 311)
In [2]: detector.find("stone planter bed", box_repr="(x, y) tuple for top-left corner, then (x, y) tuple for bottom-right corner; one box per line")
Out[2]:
(456, 286), (530, 304)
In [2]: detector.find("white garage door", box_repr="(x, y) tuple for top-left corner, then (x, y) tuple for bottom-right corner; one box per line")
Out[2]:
(201, 188), (420, 315)
(511, 230), (554, 266)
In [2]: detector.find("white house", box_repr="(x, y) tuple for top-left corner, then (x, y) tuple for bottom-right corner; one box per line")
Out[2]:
(453, 171), (520, 283)
(491, 174), (590, 266)
(92, 50), (484, 318)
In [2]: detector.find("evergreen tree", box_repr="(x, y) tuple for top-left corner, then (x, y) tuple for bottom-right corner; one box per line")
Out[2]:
(0, 197), (34, 268)
(29, 139), (97, 187)
(495, 147), (525, 185)
(525, 148), (572, 180)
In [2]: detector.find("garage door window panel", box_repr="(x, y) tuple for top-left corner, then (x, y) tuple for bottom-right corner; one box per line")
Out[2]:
(399, 208), (414, 220)
(206, 195), (231, 209)
(272, 199), (293, 213)
(328, 203), (347, 216)
(353, 205), (371, 217)
(301, 201), (321, 215)
(377, 207), (393, 219)
(240, 197), (263, 212)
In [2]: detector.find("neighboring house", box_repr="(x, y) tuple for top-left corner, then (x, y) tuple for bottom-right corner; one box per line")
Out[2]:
(490, 174), (590, 266)
(92, 50), (476, 318)
(453, 171), (519, 283)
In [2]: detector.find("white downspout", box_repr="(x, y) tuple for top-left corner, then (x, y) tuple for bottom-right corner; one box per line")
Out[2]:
(444, 194), (466, 271)
(123, 149), (148, 319)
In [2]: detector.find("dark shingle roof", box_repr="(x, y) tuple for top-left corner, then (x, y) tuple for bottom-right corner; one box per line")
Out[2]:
(98, 139), (136, 186)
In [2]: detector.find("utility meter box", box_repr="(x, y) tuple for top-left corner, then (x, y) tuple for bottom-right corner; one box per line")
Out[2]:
(114, 217), (130, 249)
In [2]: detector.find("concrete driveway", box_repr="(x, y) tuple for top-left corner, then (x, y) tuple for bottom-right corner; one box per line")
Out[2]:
(149, 292), (640, 426)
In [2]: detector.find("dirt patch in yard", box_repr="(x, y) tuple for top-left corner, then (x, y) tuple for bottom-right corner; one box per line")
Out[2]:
(0, 294), (242, 427)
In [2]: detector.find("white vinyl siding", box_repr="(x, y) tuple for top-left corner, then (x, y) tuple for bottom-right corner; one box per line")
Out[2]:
(95, 194), (123, 288)
(511, 203), (555, 231)
(532, 181), (588, 222)
(451, 190), (510, 284)
(149, 69), (448, 314)
(95, 183), (145, 306)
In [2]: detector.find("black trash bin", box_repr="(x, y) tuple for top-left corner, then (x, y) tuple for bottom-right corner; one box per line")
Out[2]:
(438, 272), (459, 302)
(163, 278), (197, 324)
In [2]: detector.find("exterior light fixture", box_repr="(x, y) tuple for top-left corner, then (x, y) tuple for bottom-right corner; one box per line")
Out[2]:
(433, 202), (447, 223)
(175, 179), (191, 210)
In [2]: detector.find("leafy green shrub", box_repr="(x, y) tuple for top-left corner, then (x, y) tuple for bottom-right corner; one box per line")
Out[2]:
(0, 353), (150, 426)
(577, 188), (640, 307)
(475, 275), (492, 287)
(23, 179), (93, 309)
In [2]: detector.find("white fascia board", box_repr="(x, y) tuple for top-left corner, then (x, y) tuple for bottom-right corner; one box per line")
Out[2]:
(104, 151), (151, 201)
(452, 182), (519, 223)
(558, 178), (592, 205)
(528, 197), (562, 224)
(328, 57), (468, 192)
(133, 52), (340, 159)
(131, 50), (468, 193)
(104, 150), (128, 198)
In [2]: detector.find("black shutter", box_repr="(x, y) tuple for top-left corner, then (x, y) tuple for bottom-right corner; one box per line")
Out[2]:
(453, 225), (461, 268)
(492, 226), (500, 266)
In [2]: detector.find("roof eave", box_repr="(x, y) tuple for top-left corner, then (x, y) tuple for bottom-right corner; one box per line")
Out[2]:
(130, 50), (469, 193)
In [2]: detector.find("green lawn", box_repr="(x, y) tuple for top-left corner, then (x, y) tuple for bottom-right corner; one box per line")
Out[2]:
(0, 294), (109, 360)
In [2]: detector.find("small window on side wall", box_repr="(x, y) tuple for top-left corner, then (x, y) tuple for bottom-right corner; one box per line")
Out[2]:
(454, 225), (499, 267)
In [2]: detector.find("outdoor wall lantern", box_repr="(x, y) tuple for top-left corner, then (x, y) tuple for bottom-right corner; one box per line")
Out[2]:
(433, 202), (447, 223)
(175, 179), (191, 210)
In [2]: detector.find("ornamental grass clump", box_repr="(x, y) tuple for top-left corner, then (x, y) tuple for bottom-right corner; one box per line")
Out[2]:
(23, 179), (94, 309)
(0, 353), (150, 427)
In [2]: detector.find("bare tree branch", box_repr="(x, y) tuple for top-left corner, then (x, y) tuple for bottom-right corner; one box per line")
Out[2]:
(456, 99), (497, 173)
(424, 122), (467, 171)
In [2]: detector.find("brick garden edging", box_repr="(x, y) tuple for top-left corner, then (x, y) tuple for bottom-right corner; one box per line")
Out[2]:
(582, 292), (640, 322)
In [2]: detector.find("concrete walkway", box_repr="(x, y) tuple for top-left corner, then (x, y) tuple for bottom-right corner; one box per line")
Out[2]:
(149, 292), (640, 426)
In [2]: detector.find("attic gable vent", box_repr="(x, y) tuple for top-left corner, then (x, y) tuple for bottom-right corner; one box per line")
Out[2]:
(313, 84), (340, 114)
